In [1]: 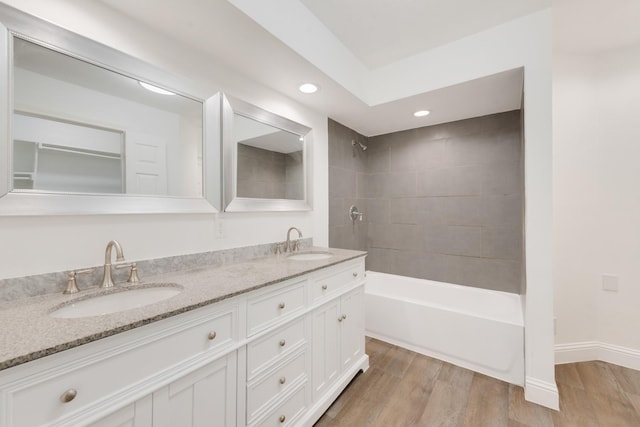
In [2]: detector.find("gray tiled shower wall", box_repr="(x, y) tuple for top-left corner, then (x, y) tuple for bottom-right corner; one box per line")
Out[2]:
(237, 143), (304, 200)
(328, 111), (524, 294)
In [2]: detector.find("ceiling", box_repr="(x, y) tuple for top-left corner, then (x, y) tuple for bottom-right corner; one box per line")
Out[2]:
(93, 0), (636, 137)
(553, 0), (640, 54)
(300, 0), (547, 69)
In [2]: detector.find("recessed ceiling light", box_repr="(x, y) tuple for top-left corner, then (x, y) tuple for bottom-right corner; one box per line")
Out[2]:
(299, 83), (318, 94)
(414, 110), (430, 117)
(139, 81), (176, 96)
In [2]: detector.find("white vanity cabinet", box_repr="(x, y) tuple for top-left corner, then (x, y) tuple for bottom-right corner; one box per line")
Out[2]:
(0, 256), (368, 427)
(311, 286), (365, 401)
(242, 278), (312, 427)
(0, 299), (240, 427)
(151, 352), (237, 427)
(91, 396), (153, 427)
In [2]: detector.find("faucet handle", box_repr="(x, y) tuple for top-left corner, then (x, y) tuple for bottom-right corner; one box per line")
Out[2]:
(292, 240), (300, 252)
(275, 242), (284, 255)
(64, 268), (95, 294)
(115, 262), (141, 284)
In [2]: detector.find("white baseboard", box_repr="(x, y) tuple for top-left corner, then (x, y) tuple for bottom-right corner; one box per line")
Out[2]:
(555, 341), (640, 371)
(525, 376), (559, 410)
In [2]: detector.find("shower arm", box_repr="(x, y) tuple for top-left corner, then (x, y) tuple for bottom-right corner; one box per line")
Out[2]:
(351, 139), (367, 151)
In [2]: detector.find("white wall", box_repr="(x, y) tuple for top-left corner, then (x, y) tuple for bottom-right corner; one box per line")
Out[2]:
(0, 0), (554, 409)
(554, 45), (640, 366)
(0, 0), (328, 279)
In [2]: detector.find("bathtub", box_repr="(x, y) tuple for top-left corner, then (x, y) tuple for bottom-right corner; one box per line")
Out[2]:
(365, 271), (524, 386)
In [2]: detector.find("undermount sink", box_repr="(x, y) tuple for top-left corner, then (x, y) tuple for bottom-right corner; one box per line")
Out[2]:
(287, 251), (334, 261)
(50, 284), (182, 319)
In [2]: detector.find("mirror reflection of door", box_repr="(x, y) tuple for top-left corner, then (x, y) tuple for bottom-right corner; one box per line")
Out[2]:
(125, 132), (168, 196)
(11, 36), (203, 198)
(233, 114), (304, 200)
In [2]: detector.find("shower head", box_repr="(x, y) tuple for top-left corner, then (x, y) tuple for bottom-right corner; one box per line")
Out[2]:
(352, 139), (367, 151)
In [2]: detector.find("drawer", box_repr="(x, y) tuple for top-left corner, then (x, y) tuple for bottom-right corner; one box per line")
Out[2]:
(253, 383), (307, 427)
(247, 317), (306, 379)
(3, 303), (236, 427)
(312, 261), (365, 302)
(247, 350), (308, 423)
(247, 279), (306, 336)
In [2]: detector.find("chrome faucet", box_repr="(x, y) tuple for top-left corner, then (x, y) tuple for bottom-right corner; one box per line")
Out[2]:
(285, 227), (302, 252)
(100, 240), (125, 288)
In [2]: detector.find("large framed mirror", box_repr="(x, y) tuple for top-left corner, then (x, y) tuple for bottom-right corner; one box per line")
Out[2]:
(221, 94), (311, 212)
(0, 4), (221, 214)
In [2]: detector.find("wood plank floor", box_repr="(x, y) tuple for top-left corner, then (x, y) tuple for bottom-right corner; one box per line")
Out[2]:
(314, 337), (640, 427)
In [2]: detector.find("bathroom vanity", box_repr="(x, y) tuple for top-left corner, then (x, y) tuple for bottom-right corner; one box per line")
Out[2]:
(0, 249), (368, 427)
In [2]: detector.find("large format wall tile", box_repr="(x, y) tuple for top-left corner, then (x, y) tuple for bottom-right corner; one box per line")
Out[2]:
(328, 111), (524, 294)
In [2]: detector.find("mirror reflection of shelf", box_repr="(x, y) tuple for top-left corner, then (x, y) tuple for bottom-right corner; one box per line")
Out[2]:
(12, 172), (34, 190)
(12, 113), (125, 194)
(37, 143), (122, 160)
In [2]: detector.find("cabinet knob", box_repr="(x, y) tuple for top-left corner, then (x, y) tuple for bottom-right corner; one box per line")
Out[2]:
(321, 284), (327, 290)
(353, 272), (358, 277)
(278, 302), (285, 309)
(208, 331), (217, 340)
(342, 314), (347, 320)
(60, 388), (77, 403)
(338, 316), (343, 322)
(279, 339), (286, 347)
(279, 376), (286, 385)
(279, 415), (286, 423)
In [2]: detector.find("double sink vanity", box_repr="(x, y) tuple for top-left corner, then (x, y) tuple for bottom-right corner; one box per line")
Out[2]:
(0, 245), (368, 427)
(0, 3), (369, 426)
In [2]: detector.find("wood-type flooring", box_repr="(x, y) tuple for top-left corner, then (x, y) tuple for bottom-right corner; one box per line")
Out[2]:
(314, 337), (640, 427)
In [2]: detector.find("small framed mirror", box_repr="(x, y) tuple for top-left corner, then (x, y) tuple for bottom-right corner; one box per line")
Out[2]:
(0, 4), (221, 215)
(222, 94), (311, 212)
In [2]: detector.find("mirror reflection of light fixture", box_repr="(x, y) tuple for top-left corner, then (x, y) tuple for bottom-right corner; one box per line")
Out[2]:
(413, 110), (430, 117)
(298, 83), (318, 94)
(138, 81), (176, 95)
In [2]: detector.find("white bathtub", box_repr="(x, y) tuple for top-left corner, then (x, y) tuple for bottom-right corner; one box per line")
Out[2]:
(365, 271), (524, 386)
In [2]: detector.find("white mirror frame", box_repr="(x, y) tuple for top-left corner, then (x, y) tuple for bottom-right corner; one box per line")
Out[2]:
(0, 4), (221, 215)
(222, 93), (311, 212)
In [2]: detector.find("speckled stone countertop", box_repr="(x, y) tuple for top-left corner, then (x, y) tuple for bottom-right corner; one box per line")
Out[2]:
(0, 247), (366, 371)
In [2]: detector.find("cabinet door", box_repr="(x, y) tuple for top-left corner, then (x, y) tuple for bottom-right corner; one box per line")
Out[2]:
(340, 286), (365, 372)
(91, 395), (152, 427)
(311, 298), (341, 400)
(153, 352), (237, 427)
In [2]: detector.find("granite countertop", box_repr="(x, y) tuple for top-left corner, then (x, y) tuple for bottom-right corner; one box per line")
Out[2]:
(0, 247), (366, 371)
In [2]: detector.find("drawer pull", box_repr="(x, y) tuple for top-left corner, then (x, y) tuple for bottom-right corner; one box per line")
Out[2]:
(279, 339), (286, 347)
(321, 284), (327, 290)
(279, 415), (286, 423)
(208, 331), (217, 340)
(353, 272), (358, 277)
(279, 376), (286, 385)
(278, 302), (286, 309)
(60, 388), (77, 403)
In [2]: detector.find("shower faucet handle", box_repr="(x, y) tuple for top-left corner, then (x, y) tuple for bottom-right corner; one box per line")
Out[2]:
(349, 205), (364, 222)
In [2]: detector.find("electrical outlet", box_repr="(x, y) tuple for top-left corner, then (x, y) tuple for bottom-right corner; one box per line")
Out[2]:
(602, 275), (618, 292)
(214, 217), (225, 239)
